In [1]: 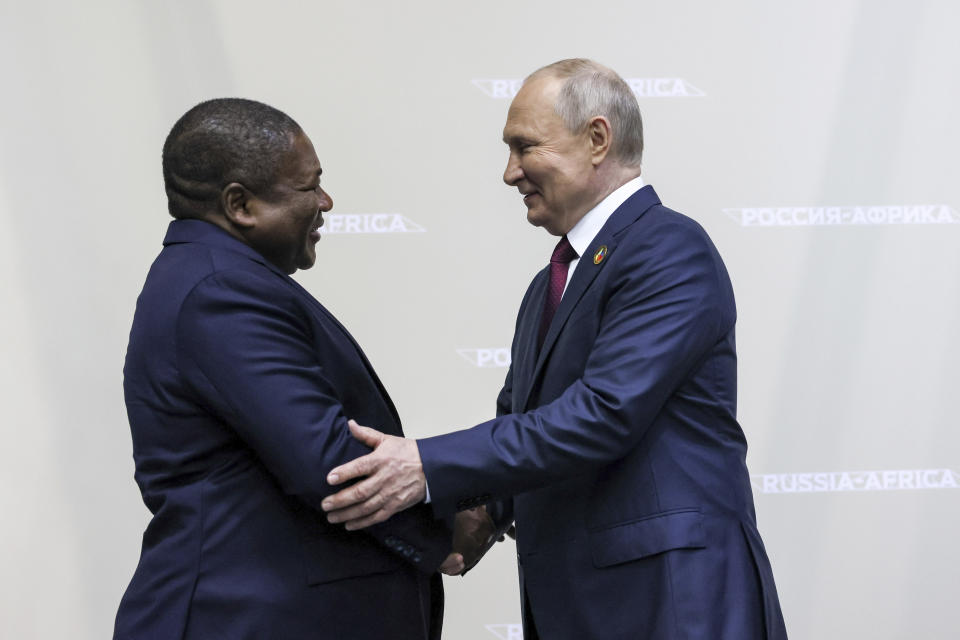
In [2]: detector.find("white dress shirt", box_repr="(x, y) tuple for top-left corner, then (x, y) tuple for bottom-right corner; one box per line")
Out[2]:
(424, 175), (644, 504)
(563, 175), (644, 294)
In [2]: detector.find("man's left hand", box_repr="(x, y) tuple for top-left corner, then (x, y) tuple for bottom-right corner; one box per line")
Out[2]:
(450, 506), (497, 576)
(322, 420), (426, 530)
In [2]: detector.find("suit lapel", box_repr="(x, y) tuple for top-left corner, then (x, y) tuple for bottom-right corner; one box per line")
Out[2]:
(517, 237), (618, 411)
(519, 185), (662, 411)
(283, 277), (404, 430)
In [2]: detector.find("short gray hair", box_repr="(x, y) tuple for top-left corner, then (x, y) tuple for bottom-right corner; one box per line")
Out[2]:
(528, 59), (643, 167)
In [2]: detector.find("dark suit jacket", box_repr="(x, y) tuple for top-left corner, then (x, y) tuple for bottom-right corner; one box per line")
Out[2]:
(419, 186), (787, 639)
(115, 219), (451, 640)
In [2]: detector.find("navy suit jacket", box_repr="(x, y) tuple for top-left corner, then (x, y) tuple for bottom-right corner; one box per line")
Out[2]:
(115, 219), (452, 640)
(419, 186), (787, 639)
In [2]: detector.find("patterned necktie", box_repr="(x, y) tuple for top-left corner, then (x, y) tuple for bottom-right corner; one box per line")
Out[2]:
(538, 234), (579, 349)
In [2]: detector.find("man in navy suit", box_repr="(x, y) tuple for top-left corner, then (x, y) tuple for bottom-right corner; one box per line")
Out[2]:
(322, 60), (788, 638)
(115, 98), (468, 639)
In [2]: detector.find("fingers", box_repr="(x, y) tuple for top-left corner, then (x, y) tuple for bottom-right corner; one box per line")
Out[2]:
(326, 497), (389, 528)
(339, 509), (393, 531)
(323, 432), (427, 530)
(439, 553), (465, 576)
(327, 422), (387, 485)
(322, 472), (386, 513)
(450, 507), (499, 574)
(326, 451), (377, 486)
(323, 467), (417, 529)
(324, 482), (412, 530)
(347, 419), (385, 447)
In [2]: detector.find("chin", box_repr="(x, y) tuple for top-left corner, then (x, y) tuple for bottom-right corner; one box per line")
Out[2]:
(526, 209), (547, 228)
(296, 256), (317, 272)
(527, 211), (560, 234)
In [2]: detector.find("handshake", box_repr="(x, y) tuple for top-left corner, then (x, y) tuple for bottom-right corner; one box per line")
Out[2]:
(321, 420), (507, 576)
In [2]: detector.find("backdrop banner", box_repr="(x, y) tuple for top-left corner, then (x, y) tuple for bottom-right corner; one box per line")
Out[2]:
(1, 1), (958, 638)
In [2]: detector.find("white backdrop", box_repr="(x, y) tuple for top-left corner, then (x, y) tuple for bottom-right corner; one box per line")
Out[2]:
(2, 1), (958, 638)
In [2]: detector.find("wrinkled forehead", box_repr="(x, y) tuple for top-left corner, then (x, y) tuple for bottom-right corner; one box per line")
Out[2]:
(503, 76), (564, 140)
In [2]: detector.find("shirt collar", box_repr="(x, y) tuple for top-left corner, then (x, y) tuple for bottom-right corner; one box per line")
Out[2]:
(566, 175), (644, 258)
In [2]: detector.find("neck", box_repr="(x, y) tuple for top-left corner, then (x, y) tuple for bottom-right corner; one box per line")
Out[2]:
(196, 211), (250, 245)
(596, 161), (642, 199)
(557, 162), (640, 234)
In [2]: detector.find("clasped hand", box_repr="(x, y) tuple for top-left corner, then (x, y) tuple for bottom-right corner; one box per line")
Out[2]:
(322, 420), (497, 576)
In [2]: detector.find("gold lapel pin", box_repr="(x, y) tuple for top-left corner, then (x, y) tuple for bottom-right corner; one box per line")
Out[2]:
(593, 245), (608, 265)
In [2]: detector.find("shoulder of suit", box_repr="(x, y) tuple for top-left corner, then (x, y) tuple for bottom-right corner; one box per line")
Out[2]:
(620, 202), (712, 245)
(179, 250), (303, 311)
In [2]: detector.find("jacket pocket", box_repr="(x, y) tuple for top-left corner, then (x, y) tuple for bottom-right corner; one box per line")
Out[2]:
(588, 508), (706, 568)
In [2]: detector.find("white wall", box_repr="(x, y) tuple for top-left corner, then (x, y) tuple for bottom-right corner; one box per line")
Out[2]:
(2, 1), (958, 638)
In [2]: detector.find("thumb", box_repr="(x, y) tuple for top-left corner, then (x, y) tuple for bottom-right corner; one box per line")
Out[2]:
(348, 419), (385, 447)
(439, 553), (465, 576)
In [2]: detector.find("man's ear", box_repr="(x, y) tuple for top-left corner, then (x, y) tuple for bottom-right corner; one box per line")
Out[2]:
(587, 115), (612, 166)
(220, 182), (256, 229)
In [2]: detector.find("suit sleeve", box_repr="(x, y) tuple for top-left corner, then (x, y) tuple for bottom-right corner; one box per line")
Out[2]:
(419, 219), (733, 515)
(176, 269), (451, 573)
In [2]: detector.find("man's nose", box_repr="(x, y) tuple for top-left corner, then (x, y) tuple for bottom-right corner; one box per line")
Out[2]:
(503, 152), (523, 186)
(318, 188), (333, 211)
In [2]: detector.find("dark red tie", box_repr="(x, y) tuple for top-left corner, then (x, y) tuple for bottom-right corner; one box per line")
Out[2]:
(538, 235), (579, 348)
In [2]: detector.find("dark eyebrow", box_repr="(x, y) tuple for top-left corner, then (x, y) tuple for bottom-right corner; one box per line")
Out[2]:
(503, 134), (534, 147)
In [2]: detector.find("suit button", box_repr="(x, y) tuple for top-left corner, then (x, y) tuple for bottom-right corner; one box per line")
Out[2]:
(412, 552), (422, 563)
